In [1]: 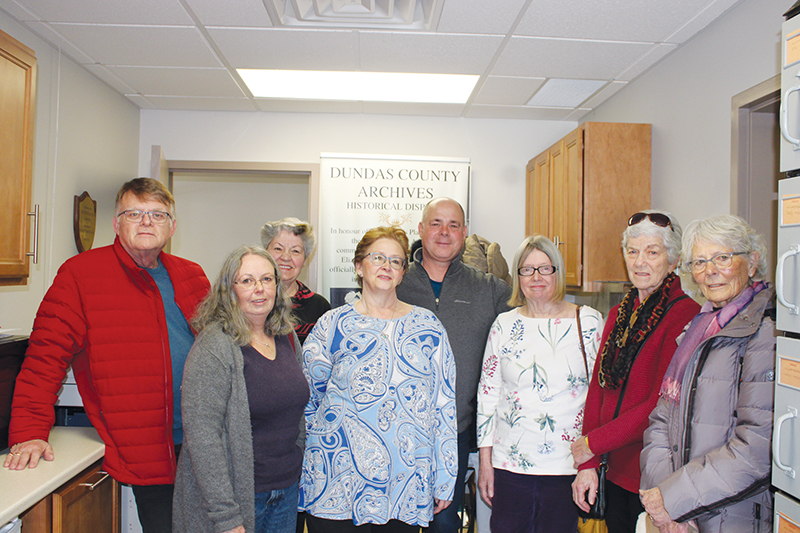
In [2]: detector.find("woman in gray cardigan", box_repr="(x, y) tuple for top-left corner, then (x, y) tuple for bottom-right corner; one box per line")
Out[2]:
(640, 215), (775, 533)
(173, 246), (306, 533)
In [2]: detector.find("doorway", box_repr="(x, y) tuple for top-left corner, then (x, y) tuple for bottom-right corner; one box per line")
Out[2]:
(731, 75), (781, 282)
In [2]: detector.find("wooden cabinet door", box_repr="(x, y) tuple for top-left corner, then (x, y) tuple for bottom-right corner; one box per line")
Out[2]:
(0, 29), (36, 284)
(52, 461), (119, 533)
(528, 150), (551, 238)
(561, 128), (583, 287)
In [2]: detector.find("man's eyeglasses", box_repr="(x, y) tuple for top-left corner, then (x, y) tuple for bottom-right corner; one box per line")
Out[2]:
(687, 252), (747, 273)
(518, 265), (557, 276)
(235, 276), (276, 290)
(628, 212), (673, 231)
(367, 252), (407, 270)
(117, 210), (172, 224)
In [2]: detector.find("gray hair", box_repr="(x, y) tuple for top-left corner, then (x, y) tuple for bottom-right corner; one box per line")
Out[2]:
(621, 209), (683, 265)
(681, 214), (768, 281)
(192, 246), (295, 344)
(260, 217), (316, 258)
(508, 235), (566, 307)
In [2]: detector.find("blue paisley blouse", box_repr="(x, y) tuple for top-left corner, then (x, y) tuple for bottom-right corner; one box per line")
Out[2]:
(299, 303), (458, 526)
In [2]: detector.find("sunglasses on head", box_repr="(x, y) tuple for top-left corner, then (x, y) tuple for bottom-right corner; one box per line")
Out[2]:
(628, 212), (673, 231)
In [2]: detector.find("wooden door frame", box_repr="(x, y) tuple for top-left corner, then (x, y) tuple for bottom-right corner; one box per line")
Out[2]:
(150, 146), (321, 290)
(730, 75), (780, 216)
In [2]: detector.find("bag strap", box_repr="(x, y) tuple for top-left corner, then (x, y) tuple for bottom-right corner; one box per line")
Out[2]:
(576, 305), (589, 379)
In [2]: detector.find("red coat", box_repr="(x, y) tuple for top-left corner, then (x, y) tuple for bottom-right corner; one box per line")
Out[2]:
(579, 276), (700, 493)
(10, 237), (209, 485)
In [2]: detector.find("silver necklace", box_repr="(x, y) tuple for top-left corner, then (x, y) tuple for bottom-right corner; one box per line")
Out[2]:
(360, 300), (398, 339)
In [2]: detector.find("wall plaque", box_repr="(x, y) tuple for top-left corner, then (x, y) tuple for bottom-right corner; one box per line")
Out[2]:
(73, 191), (96, 253)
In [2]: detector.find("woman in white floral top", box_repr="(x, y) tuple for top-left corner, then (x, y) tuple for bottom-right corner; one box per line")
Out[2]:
(476, 235), (603, 533)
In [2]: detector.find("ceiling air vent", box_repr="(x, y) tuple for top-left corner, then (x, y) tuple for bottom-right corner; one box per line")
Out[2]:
(263, 0), (444, 30)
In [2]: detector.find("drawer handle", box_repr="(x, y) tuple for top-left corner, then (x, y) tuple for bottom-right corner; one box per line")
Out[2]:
(79, 471), (111, 491)
(773, 407), (797, 479)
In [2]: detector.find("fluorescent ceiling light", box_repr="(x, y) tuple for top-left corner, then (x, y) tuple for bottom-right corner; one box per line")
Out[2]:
(238, 69), (479, 104)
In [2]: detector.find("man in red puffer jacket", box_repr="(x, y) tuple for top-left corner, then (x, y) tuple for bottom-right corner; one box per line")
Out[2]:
(4, 178), (210, 533)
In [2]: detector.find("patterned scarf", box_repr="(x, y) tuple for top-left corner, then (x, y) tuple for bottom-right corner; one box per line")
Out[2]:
(598, 272), (677, 389)
(659, 281), (766, 404)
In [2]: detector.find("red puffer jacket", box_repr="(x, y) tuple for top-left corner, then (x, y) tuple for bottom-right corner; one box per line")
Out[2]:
(10, 237), (210, 485)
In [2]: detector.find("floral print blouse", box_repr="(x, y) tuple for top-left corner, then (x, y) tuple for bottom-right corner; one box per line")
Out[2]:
(477, 306), (603, 475)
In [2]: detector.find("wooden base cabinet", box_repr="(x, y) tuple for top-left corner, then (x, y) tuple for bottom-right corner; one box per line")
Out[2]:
(20, 460), (120, 533)
(526, 122), (651, 291)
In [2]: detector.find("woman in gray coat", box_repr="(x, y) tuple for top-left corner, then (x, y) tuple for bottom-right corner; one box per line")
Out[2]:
(640, 214), (775, 533)
(173, 246), (306, 533)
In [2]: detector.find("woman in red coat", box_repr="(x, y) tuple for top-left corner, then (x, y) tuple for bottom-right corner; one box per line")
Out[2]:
(571, 211), (700, 533)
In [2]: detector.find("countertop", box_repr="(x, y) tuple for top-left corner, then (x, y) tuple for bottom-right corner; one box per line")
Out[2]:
(0, 426), (105, 525)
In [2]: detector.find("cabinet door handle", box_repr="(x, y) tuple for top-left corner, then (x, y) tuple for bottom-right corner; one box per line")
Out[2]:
(553, 236), (564, 247)
(26, 203), (39, 265)
(773, 406), (797, 479)
(782, 72), (800, 149)
(79, 471), (111, 491)
(777, 245), (800, 315)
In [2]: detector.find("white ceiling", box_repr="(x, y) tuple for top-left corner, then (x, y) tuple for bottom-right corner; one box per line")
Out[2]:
(0, 0), (744, 120)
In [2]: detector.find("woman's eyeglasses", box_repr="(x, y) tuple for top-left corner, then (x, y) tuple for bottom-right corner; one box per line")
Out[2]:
(687, 252), (747, 273)
(518, 265), (557, 276)
(367, 252), (407, 270)
(628, 212), (673, 231)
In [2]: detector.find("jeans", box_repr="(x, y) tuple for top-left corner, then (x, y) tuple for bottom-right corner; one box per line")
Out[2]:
(255, 481), (300, 533)
(424, 429), (471, 533)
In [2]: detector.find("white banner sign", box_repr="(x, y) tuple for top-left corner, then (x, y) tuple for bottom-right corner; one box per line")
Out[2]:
(319, 153), (470, 307)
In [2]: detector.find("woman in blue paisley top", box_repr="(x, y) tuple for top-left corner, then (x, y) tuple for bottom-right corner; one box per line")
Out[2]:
(476, 235), (603, 533)
(299, 226), (457, 533)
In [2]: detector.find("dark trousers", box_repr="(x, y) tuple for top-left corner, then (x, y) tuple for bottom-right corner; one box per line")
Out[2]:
(130, 444), (181, 533)
(306, 515), (418, 533)
(489, 469), (577, 533)
(423, 430), (471, 533)
(604, 480), (644, 533)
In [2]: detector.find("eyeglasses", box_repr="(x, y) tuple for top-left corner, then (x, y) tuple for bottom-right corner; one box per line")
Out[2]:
(628, 212), (673, 231)
(687, 252), (748, 273)
(235, 275), (276, 290)
(117, 209), (172, 224)
(518, 265), (557, 276)
(366, 252), (407, 270)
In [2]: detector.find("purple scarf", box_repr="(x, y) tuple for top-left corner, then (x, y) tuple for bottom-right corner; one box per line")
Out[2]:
(659, 281), (766, 404)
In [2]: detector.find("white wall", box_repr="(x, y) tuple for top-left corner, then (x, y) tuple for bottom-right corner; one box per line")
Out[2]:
(139, 112), (576, 271)
(585, 0), (784, 227)
(0, 11), (140, 332)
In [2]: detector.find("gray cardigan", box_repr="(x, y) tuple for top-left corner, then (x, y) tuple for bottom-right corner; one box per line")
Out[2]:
(172, 324), (304, 533)
(396, 249), (511, 433)
(640, 286), (776, 533)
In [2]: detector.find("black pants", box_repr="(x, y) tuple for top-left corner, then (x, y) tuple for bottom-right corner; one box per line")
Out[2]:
(604, 480), (644, 533)
(130, 444), (182, 533)
(306, 515), (419, 533)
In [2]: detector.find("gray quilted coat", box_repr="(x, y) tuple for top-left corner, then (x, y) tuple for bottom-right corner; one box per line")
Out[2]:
(640, 285), (776, 533)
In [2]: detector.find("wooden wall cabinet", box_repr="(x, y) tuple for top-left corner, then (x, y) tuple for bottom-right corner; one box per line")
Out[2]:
(0, 28), (37, 285)
(20, 460), (120, 533)
(526, 122), (651, 291)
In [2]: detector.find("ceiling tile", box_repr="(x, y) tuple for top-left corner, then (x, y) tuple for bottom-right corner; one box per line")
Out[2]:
(25, 21), (96, 63)
(436, 0), (528, 34)
(50, 23), (222, 67)
(105, 66), (246, 97)
(124, 94), (157, 109)
(527, 78), (606, 107)
(208, 27), (360, 70)
(493, 37), (652, 79)
(13, 0), (193, 24)
(83, 64), (137, 94)
(515, 0), (711, 42)
(465, 105), (577, 120)
(185, 0), (274, 28)
(615, 43), (677, 81)
(664, 0), (742, 43)
(254, 98), (363, 113)
(144, 96), (258, 111)
(359, 31), (504, 74)
(0, 0), (41, 21)
(581, 81), (628, 109)
(473, 76), (545, 105)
